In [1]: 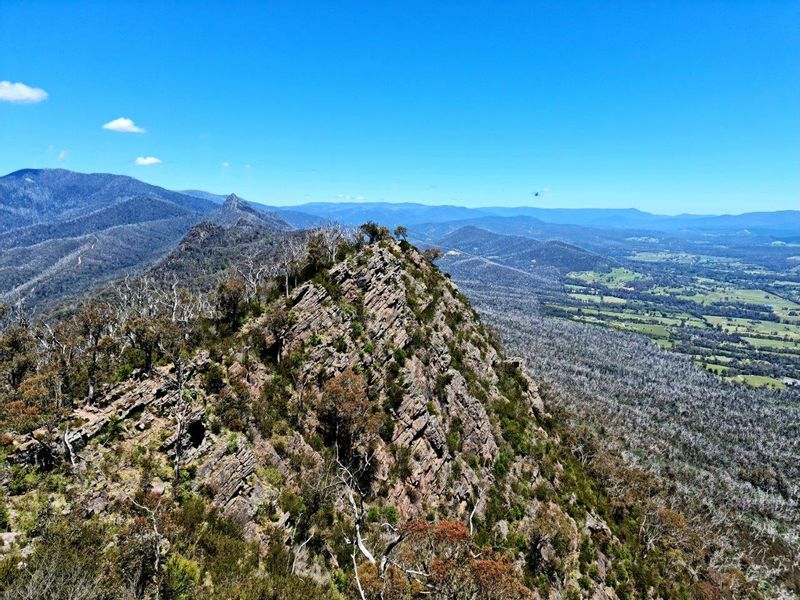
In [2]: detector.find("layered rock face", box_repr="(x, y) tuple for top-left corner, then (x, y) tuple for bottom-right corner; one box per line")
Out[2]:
(270, 242), (541, 517)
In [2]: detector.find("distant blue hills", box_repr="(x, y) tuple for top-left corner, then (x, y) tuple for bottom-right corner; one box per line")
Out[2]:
(188, 194), (800, 234)
(2, 168), (797, 235)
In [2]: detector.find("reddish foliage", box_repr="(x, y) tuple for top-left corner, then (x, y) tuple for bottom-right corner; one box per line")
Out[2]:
(401, 519), (431, 539)
(432, 520), (469, 544)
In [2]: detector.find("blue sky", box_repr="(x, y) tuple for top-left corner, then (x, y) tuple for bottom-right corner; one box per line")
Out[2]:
(1, 1), (798, 213)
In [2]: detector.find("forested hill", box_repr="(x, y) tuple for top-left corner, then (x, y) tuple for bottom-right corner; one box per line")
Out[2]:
(0, 168), (216, 231)
(0, 225), (745, 599)
(0, 170), (292, 314)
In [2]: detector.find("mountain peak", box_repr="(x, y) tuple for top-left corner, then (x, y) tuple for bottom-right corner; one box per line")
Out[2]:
(210, 193), (293, 231)
(223, 193), (246, 209)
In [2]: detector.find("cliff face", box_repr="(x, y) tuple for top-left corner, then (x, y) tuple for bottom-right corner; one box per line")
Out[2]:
(0, 238), (722, 599)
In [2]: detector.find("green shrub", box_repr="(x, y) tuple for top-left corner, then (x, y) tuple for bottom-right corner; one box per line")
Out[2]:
(161, 553), (200, 600)
(114, 363), (134, 381)
(225, 433), (240, 454)
(393, 446), (412, 479)
(393, 347), (408, 365)
(494, 450), (512, 479)
(279, 489), (305, 516)
(433, 372), (453, 400)
(382, 505), (399, 526)
(0, 496), (9, 531)
(253, 376), (290, 437)
(379, 418), (395, 443)
(203, 363), (226, 394)
(8, 465), (39, 496)
(99, 415), (124, 445)
(446, 429), (462, 454)
(366, 506), (380, 523)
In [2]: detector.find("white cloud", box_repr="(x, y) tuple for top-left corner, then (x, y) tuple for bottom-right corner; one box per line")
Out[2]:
(0, 81), (48, 103)
(103, 117), (146, 133)
(57, 150), (69, 161)
(134, 156), (162, 166)
(221, 161), (230, 168)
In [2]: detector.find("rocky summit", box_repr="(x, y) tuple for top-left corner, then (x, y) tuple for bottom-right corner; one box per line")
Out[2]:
(0, 231), (738, 599)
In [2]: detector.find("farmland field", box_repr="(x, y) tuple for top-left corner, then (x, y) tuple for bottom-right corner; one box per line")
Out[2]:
(551, 252), (800, 388)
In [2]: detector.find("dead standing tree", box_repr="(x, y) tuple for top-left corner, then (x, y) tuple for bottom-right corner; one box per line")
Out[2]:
(155, 286), (203, 480)
(317, 221), (347, 263)
(75, 303), (111, 404)
(235, 249), (278, 303)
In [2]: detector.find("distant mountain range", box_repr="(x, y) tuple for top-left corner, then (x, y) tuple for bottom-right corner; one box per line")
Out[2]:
(1, 167), (798, 313)
(235, 199), (800, 234)
(0, 168), (215, 232)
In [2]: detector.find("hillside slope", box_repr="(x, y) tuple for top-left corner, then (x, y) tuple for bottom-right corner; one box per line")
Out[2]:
(444, 257), (800, 597)
(0, 233), (743, 598)
(0, 168), (215, 231)
(0, 213), (200, 311)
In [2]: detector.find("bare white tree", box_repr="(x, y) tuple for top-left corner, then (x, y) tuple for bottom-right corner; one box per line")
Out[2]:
(235, 249), (278, 303)
(317, 221), (347, 263)
(279, 236), (307, 297)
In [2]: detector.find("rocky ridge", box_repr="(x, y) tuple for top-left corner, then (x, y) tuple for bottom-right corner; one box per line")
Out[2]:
(0, 237), (728, 599)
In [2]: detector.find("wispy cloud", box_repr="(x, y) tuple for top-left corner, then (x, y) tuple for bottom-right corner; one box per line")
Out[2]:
(221, 161), (230, 168)
(103, 117), (146, 133)
(134, 156), (162, 166)
(57, 150), (69, 161)
(0, 81), (48, 103)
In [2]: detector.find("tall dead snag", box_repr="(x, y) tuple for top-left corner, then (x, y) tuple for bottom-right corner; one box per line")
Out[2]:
(317, 369), (391, 598)
(336, 461), (411, 600)
(264, 305), (293, 365)
(158, 317), (189, 480)
(156, 286), (201, 480)
(313, 222), (347, 264)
